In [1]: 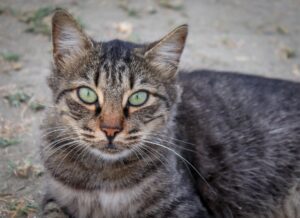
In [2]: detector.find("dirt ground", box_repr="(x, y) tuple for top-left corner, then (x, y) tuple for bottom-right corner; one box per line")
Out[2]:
(0, 0), (299, 217)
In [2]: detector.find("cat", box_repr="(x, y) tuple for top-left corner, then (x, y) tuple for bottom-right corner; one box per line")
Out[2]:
(41, 9), (300, 218)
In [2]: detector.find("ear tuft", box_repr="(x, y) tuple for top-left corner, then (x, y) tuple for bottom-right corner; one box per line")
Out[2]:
(52, 10), (92, 66)
(144, 24), (188, 78)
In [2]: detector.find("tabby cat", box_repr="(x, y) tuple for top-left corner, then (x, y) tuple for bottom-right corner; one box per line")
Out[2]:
(41, 10), (300, 218)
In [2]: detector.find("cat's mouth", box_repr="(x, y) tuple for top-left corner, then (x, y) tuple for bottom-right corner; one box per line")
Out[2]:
(102, 143), (121, 154)
(90, 140), (132, 154)
(88, 140), (135, 161)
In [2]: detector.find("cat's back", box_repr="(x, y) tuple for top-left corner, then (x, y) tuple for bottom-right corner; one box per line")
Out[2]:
(178, 70), (300, 135)
(179, 70), (300, 109)
(176, 70), (300, 218)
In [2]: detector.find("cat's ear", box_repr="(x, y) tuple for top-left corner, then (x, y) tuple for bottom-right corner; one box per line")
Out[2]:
(143, 25), (188, 79)
(52, 10), (92, 66)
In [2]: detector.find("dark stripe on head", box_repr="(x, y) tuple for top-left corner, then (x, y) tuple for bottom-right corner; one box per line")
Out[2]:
(80, 71), (90, 81)
(95, 102), (101, 116)
(140, 103), (160, 116)
(126, 136), (139, 141)
(82, 126), (93, 132)
(81, 133), (95, 138)
(129, 72), (135, 89)
(55, 88), (74, 103)
(151, 92), (170, 108)
(104, 63), (110, 80)
(124, 106), (129, 118)
(65, 98), (90, 120)
(118, 65), (126, 72)
(140, 78), (148, 84)
(128, 128), (140, 134)
(124, 49), (132, 63)
(143, 115), (164, 124)
(94, 67), (100, 86)
(69, 112), (83, 121)
(60, 110), (80, 120)
(118, 69), (123, 84)
(110, 66), (117, 86)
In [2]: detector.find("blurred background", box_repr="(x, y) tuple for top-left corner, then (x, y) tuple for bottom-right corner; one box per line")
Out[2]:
(0, 0), (299, 217)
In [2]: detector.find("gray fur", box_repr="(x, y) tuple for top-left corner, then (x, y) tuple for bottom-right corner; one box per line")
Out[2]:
(41, 10), (299, 218)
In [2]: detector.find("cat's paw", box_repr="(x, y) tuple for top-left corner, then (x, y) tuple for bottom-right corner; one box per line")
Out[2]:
(42, 201), (69, 218)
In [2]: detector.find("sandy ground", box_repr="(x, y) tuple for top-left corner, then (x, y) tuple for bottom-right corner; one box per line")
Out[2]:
(0, 0), (299, 217)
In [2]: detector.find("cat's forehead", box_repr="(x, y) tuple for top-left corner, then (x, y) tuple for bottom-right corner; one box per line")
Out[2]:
(94, 40), (146, 94)
(99, 40), (141, 64)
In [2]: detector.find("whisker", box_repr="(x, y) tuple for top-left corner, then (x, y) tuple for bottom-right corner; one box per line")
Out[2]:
(146, 132), (197, 146)
(140, 144), (169, 170)
(131, 146), (143, 162)
(143, 133), (197, 153)
(53, 141), (84, 175)
(142, 139), (216, 195)
(43, 140), (80, 159)
(41, 127), (69, 139)
(42, 135), (76, 154)
(72, 141), (90, 165)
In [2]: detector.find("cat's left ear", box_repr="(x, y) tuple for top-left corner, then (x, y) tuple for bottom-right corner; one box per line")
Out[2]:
(52, 10), (93, 67)
(143, 25), (188, 79)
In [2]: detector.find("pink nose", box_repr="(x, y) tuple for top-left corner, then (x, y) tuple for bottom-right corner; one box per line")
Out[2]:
(100, 126), (122, 137)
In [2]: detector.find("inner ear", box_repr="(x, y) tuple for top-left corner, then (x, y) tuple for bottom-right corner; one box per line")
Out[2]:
(143, 25), (188, 79)
(52, 10), (92, 67)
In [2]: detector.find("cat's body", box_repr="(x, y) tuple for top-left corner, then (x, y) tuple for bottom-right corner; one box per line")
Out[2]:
(41, 10), (299, 218)
(177, 70), (300, 217)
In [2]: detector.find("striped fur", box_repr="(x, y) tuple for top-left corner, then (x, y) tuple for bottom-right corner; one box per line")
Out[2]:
(42, 10), (207, 218)
(41, 10), (300, 218)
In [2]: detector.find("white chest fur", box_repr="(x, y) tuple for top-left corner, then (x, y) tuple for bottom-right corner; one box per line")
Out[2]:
(48, 178), (148, 218)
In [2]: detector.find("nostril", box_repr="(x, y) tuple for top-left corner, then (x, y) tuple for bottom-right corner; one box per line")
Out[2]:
(102, 127), (121, 137)
(101, 127), (122, 144)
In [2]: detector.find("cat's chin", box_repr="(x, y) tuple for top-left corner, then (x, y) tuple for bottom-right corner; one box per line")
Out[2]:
(89, 147), (133, 161)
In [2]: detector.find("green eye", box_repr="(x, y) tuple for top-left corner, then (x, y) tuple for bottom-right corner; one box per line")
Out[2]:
(77, 87), (98, 104)
(128, 91), (148, 106)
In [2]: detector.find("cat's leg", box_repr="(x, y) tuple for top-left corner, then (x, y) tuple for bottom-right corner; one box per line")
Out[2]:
(41, 198), (71, 218)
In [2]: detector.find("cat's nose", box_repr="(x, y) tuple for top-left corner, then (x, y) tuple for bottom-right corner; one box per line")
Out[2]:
(101, 126), (122, 138)
(99, 111), (124, 142)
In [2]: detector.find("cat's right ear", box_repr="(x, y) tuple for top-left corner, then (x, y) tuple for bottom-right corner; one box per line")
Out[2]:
(52, 10), (92, 67)
(138, 25), (188, 79)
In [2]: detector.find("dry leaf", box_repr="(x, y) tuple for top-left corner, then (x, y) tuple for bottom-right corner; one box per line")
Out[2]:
(279, 46), (296, 59)
(292, 65), (300, 76)
(14, 163), (32, 178)
(276, 26), (288, 35)
(114, 22), (133, 36)
(11, 62), (23, 71)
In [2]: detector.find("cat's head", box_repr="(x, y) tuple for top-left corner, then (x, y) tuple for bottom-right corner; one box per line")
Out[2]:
(46, 10), (187, 162)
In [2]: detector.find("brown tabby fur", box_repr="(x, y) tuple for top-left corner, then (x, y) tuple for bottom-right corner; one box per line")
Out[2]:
(41, 9), (300, 218)
(41, 10), (207, 218)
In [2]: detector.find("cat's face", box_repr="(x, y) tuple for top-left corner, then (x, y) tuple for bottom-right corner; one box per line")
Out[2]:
(46, 10), (187, 161)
